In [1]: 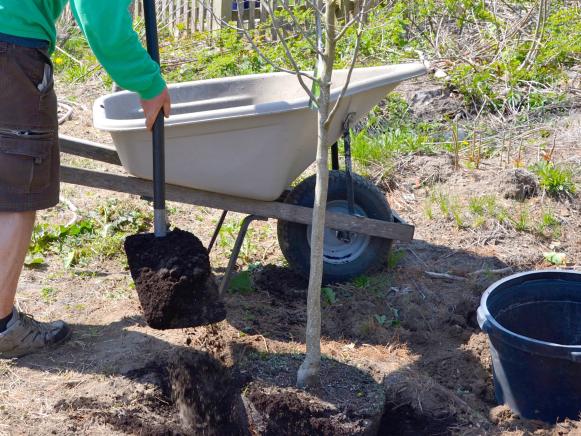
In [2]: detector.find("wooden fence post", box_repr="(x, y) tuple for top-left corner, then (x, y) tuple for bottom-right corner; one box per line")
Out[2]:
(213, 0), (232, 27)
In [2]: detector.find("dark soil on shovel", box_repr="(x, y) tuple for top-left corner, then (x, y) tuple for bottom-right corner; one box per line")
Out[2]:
(124, 228), (226, 329)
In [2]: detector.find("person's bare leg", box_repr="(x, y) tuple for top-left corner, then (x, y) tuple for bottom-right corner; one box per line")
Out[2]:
(0, 210), (70, 358)
(0, 211), (36, 318)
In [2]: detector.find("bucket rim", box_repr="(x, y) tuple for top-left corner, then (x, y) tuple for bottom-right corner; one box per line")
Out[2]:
(478, 269), (581, 361)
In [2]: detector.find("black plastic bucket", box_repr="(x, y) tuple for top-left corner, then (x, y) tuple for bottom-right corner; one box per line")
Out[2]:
(477, 270), (581, 422)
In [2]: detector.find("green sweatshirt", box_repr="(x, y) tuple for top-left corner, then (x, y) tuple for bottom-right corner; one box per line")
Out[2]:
(0, 0), (166, 99)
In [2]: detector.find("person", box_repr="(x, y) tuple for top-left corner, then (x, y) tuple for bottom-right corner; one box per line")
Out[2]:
(0, 0), (171, 358)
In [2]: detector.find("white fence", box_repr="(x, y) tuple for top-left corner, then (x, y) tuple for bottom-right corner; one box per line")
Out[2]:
(60, 0), (361, 35)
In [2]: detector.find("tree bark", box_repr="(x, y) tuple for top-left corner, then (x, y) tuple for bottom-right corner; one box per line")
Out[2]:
(297, 0), (337, 389)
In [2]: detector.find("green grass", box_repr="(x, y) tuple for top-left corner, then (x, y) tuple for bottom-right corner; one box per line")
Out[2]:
(350, 95), (442, 170)
(537, 209), (562, 238)
(511, 208), (530, 232)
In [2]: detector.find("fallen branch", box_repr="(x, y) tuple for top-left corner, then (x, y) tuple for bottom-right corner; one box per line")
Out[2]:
(468, 267), (513, 277)
(425, 271), (466, 281)
(58, 102), (74, 125)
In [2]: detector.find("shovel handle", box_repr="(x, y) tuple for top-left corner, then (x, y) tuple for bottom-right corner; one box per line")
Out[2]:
(143, 0), (166, 237)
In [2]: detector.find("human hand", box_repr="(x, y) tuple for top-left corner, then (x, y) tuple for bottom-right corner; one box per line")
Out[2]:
(141, 87), (171, 130)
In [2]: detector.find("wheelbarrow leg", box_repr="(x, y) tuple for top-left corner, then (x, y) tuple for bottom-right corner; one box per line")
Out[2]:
(218, 214), (267, 296)
(342, 113), (356, 216)
(208, 210), (228, 253)
(331, 142), (340, 171)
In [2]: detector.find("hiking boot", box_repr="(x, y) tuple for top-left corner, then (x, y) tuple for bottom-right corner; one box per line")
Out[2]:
(0, 309), (71, 358)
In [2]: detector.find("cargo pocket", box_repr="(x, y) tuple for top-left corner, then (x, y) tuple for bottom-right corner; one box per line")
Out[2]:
(0, 131), (52, 194)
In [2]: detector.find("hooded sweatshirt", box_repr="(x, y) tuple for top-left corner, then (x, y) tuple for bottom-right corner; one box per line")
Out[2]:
(0, 0), (165, 99)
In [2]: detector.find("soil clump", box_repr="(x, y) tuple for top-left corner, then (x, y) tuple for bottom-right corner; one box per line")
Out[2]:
(499, 168), (540, 200)
(124, 228), (226, 329)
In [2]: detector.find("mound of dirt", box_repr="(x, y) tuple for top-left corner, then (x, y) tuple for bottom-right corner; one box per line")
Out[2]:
(238, 352), (385, 436)
(168, 350), (245, 436)
(124, 228), (226, 329)
(252, 264), (307, 302)
(499, 169), (539, 200)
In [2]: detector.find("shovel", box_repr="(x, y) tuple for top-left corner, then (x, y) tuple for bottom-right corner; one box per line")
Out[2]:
(124, 0), (226, 330)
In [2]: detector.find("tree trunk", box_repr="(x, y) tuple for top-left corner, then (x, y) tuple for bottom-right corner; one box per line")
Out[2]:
(297, 0), (337, 389)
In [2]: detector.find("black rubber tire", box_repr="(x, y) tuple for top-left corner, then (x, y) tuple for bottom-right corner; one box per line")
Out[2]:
(277, 170), (393, 284)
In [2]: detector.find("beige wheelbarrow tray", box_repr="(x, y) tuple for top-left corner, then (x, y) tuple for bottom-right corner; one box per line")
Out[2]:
(59, 62), (427, 291)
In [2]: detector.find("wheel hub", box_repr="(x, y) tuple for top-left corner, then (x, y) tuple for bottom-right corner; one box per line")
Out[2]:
(307, 200), (371, 265)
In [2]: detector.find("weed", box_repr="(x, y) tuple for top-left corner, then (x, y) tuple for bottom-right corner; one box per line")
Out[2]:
(322, 287), (337, 305)
(104, 286), (131, 301)
(229, 270), (254, 294)
(543, 251), (566, 266)
(537, 209), (561, 238)
(472, 215), (487, 228)
(26, 200), (151, 269)
(387, 249), (405, 269)
(218, 220), (258, 263)
(374, 314), (387, 326)
(423, 198), (434, 220)
(467, 131), (482, 169)
(449, 198), (465, 229)
(468, 197), (485, 216)
(511, 208), (530, 232)
(449, 123), (462, 169)
(40, 287), (58, 304)
(494, 206), (511, 225)
(530, 161), (576, 197)
(352, 276), (370, 288)
(434, 190), (450, 216)
(350, 94), (441, 172)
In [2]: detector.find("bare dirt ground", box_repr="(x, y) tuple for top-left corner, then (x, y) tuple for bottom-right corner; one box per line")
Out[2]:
(0, 76), (580, 435)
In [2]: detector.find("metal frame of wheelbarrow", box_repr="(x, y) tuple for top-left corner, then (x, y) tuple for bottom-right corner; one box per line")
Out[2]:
(59, 116), (414, 294)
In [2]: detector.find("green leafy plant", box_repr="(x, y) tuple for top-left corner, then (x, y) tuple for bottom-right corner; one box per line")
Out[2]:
(374, 314), (387, 326)
(387, 249), (405, 269)
(229, 270), (254, 294)
(352, 275), (370, 288)
(322, 287), (337, 305)
(530, 161), (576, 197)
(40, 287), (58, 304)
(543, 251), (566, 266)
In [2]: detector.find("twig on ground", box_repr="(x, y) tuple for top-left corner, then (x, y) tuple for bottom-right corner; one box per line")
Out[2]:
(425, 271), (466, 281)
(57, 102), (74, 125)
(468, 267), (513, 276)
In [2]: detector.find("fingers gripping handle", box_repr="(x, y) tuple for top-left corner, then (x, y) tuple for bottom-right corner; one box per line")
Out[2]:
(143, 0), (166, 237)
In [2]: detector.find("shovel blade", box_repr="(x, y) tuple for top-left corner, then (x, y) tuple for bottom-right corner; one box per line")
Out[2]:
(124, 228), (226, 329)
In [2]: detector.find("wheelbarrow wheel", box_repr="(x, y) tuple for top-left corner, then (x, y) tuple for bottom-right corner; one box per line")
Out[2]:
(277, 170), (393, 284)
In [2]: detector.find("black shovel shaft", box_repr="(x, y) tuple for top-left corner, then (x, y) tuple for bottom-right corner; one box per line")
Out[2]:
(143, 0), (166, 237)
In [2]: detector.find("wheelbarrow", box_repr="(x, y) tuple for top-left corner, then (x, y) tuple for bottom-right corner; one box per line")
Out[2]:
(59, 62), (426, 289)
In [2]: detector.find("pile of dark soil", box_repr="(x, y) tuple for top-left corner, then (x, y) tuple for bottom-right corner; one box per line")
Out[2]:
(168, 348), (385, 436)
(168, 350), (246, 436)
(124, 228), (226, 329)
(238, 352), (385, 435)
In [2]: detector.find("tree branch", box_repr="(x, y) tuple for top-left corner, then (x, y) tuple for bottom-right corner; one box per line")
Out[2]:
(279, 0), (322, 55)
(199, 0), (318, 90)
(262, 0), (320, 101)
(325, 21), (363, 129)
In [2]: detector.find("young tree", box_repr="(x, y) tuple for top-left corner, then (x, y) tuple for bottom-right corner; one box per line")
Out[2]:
(206, 0), (371, 388)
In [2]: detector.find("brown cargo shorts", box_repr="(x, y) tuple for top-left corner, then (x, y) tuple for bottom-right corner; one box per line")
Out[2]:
(0, 41), (59, 212)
